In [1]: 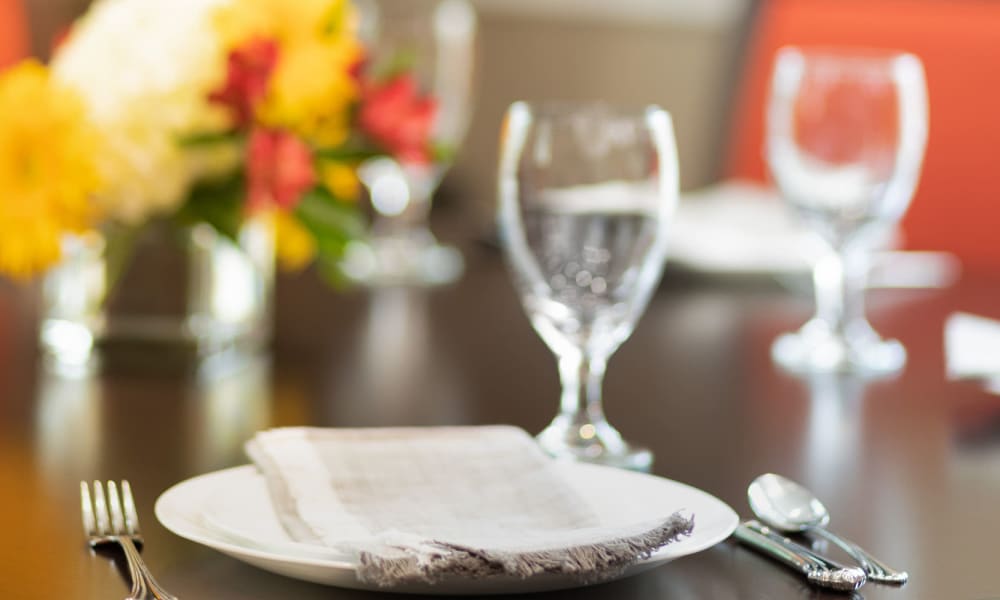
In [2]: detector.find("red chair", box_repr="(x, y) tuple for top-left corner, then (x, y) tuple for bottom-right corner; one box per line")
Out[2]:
(727, 0), (1000, 270)
(0, 0), (29, 68)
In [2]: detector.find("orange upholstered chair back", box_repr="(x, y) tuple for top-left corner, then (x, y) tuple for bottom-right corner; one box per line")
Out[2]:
(727, 0), (1000, 269)
(0, 0), (29, 68)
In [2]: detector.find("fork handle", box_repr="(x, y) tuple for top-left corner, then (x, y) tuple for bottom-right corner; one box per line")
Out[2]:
(119, 537), (178, 600)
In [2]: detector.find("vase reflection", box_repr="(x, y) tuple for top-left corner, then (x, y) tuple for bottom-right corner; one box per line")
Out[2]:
(34, 355), (272, 484)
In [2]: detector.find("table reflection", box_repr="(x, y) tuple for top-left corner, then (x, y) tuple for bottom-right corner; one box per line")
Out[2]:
(327, 288), (468, 426)
(34, 368), (104, 487)
(797, 371), (873, 491)
(186, 356), (272, 472)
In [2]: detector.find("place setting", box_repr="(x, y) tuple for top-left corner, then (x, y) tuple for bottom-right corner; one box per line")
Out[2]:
(6, 0), (995, 597)
(153, 426), (737, 594)
(93, 432), (909, 597)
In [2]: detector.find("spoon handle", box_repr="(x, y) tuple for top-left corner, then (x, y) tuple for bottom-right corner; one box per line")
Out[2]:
(811, 527), (908, 584)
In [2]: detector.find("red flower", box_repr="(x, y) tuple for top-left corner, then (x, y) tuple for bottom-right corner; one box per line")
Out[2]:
(210, 37), (278, 126)
(359, 74), (437, 165)
(247, 128), (316, 211)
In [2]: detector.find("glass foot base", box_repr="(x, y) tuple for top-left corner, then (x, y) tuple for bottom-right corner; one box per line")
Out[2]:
(536, 419), (653, 472)
(340, 235), (463, 287)
(772, 319), (906, 374)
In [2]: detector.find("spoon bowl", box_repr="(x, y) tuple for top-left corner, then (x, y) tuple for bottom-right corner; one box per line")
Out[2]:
(748, 473), (831, 532)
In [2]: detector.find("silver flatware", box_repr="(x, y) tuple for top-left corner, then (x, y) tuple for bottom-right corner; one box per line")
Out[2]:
(733, 521), (866, 592)
(81, 480), (178, 600)
(748, 473), (908, 584)
(744, 520), (866, 575)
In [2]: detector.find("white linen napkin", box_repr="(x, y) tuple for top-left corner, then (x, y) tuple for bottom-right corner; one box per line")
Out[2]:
(945, 312), (1000, 378)
(245, 426), (693, 586)
(673, 180), (960, 288)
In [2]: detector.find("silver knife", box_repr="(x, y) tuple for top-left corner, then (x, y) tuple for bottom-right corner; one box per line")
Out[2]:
(733, 520), (867, 592)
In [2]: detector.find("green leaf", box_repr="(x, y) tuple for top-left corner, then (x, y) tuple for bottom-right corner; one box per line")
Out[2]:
(101, 222), (143, 296)
(431, 141), (456, 164)
(373, 49), (418, 80)
(177, 130), (242, 148)
(313, 145), (382, 162)
(175, 171), (246, 242)
(296, 187), (365, 240)
(315, 256), (355, 290)
(291, 187), (367, 288)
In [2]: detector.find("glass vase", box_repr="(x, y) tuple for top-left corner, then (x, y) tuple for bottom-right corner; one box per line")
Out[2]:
(40, 217), (274, 372)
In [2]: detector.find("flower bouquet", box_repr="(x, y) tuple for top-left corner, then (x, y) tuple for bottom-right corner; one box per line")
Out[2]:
(0, 0), (443, 365)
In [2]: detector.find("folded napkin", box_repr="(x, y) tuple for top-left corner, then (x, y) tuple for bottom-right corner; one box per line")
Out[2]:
(945, 312), (1000, 379)
(245, 426), (694, 586)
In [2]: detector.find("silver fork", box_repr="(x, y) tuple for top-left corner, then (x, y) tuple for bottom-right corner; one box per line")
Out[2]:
(81, 480), (178, 600)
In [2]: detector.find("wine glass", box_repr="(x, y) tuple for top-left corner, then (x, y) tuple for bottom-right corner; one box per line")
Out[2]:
(767, 47), (928, 373)
(342, 0), (477, 286)
(497, 102), (679, 471)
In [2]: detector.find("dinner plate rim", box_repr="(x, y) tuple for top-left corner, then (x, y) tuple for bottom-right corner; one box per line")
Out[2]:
(155, 462), (739, 585)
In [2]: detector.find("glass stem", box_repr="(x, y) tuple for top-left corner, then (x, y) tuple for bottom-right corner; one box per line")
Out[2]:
(812, 248), (868, 339)
(557, 351), (609, 428)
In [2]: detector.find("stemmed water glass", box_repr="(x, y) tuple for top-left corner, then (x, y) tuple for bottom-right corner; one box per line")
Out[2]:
(342, 0), (477, 286)
(498, 102), (678, 471)
(767, 47), (928, 373)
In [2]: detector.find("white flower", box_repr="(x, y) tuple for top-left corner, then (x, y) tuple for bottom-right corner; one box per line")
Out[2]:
(52, 0), (235, 224)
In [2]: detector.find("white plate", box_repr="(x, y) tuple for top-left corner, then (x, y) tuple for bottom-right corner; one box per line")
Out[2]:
(155, 463), (738, 595)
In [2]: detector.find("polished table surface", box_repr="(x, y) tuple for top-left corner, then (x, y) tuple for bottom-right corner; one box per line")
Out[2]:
(2, 240), (999, 600)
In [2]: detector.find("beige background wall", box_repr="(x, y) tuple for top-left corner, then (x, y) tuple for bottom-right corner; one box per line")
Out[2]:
(447, 9), (750, 227)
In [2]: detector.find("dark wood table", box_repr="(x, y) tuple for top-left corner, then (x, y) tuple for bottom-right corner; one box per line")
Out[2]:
(2, 237), (999, 600)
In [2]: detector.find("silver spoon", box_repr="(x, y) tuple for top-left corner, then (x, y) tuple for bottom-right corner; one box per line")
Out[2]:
(748, 473), (908, 584)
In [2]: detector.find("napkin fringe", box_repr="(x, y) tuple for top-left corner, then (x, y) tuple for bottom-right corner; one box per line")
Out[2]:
(357, 512), (695, 586)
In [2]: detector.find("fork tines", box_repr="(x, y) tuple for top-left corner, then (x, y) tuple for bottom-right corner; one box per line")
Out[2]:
(80, 480), (142, 546)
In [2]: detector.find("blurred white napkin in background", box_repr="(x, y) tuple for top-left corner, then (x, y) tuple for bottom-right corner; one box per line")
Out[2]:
(674, 180), (960, 289)
(945, 312), (1000, 379)
(245, 426), (693, 586)
(674, 180), (818, 275)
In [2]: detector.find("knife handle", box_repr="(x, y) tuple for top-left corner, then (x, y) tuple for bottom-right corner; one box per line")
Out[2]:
(743, 520), (847, 571)
(733, 521), (815, 574)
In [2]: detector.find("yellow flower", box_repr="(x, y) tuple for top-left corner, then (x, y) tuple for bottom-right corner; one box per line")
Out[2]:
(216, 0), (362, 145)
(0, 61), (102, 279)
(273, 209), (316, 270)
(262, 39), (361, 146)
(216, 0), (352, 45)
(320, 161), (360, 201)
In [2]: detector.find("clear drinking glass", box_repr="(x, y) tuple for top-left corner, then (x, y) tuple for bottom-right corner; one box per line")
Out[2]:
(767, 47), (928, 373)
(341, 0), (477, 286)
(498, 102), (679, 471)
